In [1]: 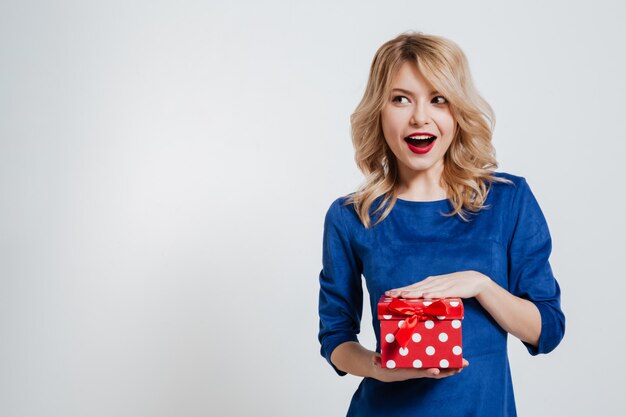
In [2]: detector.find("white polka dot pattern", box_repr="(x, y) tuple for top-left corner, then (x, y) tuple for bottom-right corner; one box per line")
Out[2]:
(378, 296), (463, 369)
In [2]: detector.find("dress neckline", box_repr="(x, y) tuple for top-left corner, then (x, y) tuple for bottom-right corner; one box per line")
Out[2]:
(394, 197), (450, 207)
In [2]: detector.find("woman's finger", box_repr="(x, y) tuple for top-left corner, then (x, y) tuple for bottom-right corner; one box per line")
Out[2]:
(385, 288), (408, 296)
(404, 283), (454, 298)
(431, 368), (461, 379)
(418, 275), (441, 285)
(378, 361), (468, 382)
(385, 277), (442, 295)
(403, 279), (451, 294)
(398, 290), (425, 298)
(387, 278), (465, 299)
(387, 273), (467, 296)
(373, 353), (382, 367)
(422, 285), (456, 298)
(381, 367), (442, 381)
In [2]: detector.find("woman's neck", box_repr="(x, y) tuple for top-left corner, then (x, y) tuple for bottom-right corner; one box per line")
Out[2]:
(395, 165), (447, 201)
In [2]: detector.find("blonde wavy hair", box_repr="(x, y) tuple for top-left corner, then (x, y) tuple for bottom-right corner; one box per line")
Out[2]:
(345, 31), (512, 228)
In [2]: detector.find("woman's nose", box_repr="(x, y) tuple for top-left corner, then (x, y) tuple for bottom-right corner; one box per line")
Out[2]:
(410, 102), (431, 126)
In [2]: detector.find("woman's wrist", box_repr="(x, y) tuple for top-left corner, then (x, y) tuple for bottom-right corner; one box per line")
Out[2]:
(331, 341), (378, 378)
(473, 270), (493, 298)
(472, 273), (542, 345)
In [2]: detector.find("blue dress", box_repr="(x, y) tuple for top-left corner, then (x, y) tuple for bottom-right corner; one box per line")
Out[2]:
(317, 172), (565, 417)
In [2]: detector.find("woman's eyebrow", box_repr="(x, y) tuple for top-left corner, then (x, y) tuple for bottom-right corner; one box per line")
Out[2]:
(391, 88), (440, 96)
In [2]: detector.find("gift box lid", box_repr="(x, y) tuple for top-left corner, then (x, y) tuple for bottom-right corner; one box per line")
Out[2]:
(377, 295), (464, 320)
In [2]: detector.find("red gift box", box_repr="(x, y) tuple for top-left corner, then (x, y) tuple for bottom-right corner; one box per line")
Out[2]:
(377, 296), (464, 369)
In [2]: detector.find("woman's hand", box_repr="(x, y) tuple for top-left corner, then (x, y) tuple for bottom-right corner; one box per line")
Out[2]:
(383, 270), (542, 349)
(371, 351), (469, 382)
(385, 270), (489, 299)
(330, 341), (468, 382)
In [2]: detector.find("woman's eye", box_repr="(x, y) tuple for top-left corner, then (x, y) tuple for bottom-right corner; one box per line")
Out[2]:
(392, 95), (410, 104)
(433, 96), (448, 104)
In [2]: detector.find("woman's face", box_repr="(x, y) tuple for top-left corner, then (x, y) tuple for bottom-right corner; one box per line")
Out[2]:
(381, 61), (457, 180)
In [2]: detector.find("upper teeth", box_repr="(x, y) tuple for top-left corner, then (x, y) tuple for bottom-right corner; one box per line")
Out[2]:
(408, 135), (433, 140)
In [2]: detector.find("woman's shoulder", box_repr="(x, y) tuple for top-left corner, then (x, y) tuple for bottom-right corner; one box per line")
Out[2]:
(489, 171), (531, 197)
(325, 193), (357, 222)
(490, 172), (551, 238)
(325, 192), (378, 231)
(327, 193), (355, 212)
(487, 171), (546, 217)
(491, 171), (526, 187)
(482, 171), (534, 212)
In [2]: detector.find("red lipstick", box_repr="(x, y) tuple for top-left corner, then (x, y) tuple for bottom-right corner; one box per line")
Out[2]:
(407, 141), (435, 154)
(404, 132), (437, 154)
(405, 131), (436, 138)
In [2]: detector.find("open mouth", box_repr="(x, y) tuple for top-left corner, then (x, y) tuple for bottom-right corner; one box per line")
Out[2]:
(404, 136), (437, 148)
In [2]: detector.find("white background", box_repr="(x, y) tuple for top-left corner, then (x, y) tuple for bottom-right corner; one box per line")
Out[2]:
(1, 0), (625, 416)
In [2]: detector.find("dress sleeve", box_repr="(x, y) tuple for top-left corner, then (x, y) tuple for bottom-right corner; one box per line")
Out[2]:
(317, 198), (364, 376)
(507, 178), (566, 355)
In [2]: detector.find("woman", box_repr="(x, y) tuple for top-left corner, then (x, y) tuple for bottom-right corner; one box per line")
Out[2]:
(317, 32), (565, 416)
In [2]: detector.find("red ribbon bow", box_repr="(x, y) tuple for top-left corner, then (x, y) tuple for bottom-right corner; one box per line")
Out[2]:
(386, 298), (450, 348)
